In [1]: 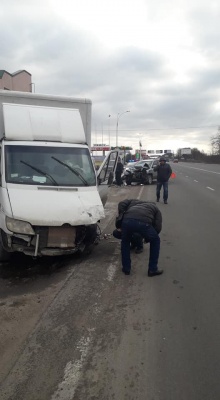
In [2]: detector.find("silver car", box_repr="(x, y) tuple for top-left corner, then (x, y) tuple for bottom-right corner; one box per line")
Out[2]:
(123, 159), (159, 185)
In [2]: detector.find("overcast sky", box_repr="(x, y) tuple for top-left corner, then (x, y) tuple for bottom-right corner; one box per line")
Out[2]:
(1, 0), (220, 153)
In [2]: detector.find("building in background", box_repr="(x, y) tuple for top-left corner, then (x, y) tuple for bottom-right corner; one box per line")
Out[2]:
(0, 70), (32, 92)
(135, 149), (148, 160)
(91, 144), (111, 154)
(180, 148), (192, 156)
(147, 149), (172, 158)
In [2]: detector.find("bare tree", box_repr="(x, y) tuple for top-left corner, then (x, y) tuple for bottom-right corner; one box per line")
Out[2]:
(211, 127), (220, 155)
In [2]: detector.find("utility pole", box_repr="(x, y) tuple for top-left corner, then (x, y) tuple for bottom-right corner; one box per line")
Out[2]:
(139, 140), (142, 160)
(116, 110), (130, 147)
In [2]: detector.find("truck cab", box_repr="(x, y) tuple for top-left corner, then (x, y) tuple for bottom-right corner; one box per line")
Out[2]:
(0, 92), (118, 260)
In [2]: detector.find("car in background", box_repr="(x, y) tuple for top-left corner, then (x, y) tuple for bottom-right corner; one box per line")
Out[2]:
(122, 159), (159, 185)
(173, 159), (179, 163)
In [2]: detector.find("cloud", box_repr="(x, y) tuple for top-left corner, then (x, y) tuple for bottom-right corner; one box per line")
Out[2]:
(1, 0), (220, 152)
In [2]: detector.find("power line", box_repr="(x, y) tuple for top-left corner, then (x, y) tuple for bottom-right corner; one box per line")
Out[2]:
(94, 125), (219, 132)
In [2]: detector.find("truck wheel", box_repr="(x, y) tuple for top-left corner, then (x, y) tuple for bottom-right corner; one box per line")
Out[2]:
(0, 241), (10, 262)
(147, 175), (153, 185)
(82, 223), (100, 255)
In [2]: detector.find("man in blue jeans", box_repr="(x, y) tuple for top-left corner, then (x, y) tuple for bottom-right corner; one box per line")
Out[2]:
(116, 199), (163, 276)
(154, 157), (172, 204)
(113, 229), (144, 254)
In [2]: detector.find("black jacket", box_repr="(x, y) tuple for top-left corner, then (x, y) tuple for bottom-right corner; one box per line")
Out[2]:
(116, 161), (123, 174)
(154, 163), (172, 182)
(118, 199), (162, 233)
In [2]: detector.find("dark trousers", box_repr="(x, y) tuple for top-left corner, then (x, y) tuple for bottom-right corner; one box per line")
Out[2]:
(115, 172), (123, 186)
(113, 229), (143, 250)
(156, 181), (168, 201)
(121, 218), (160, 273)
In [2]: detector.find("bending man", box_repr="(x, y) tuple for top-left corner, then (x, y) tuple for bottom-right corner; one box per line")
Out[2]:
(117, 199), (163, 276)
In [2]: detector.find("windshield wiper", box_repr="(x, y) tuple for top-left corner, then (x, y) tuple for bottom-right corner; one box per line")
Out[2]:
(20, 160), (59, 186)
(51, 156), (89, 186)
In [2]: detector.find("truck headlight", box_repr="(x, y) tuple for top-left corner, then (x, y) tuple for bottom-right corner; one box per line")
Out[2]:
(6, 217), (35, 235)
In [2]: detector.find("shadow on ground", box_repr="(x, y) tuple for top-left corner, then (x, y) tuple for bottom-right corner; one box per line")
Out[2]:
(0, 252), (82, 281)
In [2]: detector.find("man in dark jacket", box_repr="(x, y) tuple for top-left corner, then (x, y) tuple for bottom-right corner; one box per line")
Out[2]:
(115, 157), (124, 186)
(117, 199), (163, 276)
(154, 157), (172, 204)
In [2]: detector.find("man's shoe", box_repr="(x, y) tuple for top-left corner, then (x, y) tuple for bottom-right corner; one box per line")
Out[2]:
(148, 269), (163, 277)
(164, 200), (168, 204)
(122, 269), (130, 275)
(135, 248), (143, 254)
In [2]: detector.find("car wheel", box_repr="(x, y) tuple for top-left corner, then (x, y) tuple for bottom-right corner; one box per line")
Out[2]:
(147, 174), (153, 185)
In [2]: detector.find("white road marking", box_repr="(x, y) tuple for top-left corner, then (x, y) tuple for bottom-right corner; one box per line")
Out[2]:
(206, 187), (215, 191)
(51, 334), (93, 400)
(180, 166), (220, 175)
(137, 186), (144, 199)
(194, 180), (198, 182)
(106, 262), (117, 281)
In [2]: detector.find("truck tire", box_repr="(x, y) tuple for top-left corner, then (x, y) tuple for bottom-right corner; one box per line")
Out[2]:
(0, 241), (10, 262)
(0, 230), (11, 262)
(78, 223), (100, 256)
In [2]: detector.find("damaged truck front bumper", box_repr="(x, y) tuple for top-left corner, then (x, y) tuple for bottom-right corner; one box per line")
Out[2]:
(0, 223), (100, 257)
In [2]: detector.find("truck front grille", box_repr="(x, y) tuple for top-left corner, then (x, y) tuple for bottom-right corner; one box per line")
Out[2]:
(47, 226), (76, 248)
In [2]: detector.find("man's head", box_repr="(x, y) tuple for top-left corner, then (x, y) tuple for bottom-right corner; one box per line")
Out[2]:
(159, 156), (166, 163)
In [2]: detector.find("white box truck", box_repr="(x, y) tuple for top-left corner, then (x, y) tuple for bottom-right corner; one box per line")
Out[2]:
(0, 90), (118, 260)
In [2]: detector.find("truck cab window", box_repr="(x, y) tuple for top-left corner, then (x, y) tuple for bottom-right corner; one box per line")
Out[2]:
(5, 145), (96, 187)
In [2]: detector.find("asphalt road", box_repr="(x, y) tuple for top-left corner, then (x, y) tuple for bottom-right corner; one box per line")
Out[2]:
(1, 162), (220, 400)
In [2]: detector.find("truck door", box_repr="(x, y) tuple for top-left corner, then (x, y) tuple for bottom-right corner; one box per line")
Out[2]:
(96, 150), (119, 206)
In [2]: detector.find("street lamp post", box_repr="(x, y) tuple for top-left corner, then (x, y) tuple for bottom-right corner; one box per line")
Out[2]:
(108, 114), (111, 148)
(139, 139), (142, 161)
(116, 110), (130, 147)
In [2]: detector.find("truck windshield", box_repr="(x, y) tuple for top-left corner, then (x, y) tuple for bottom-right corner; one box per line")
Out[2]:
(5, 145), (96, 186)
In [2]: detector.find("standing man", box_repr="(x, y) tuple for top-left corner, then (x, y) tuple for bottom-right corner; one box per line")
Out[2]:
(117, 199), (163, 276)
(115, 157), (124, 186)
(154, 156), (172, 204)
